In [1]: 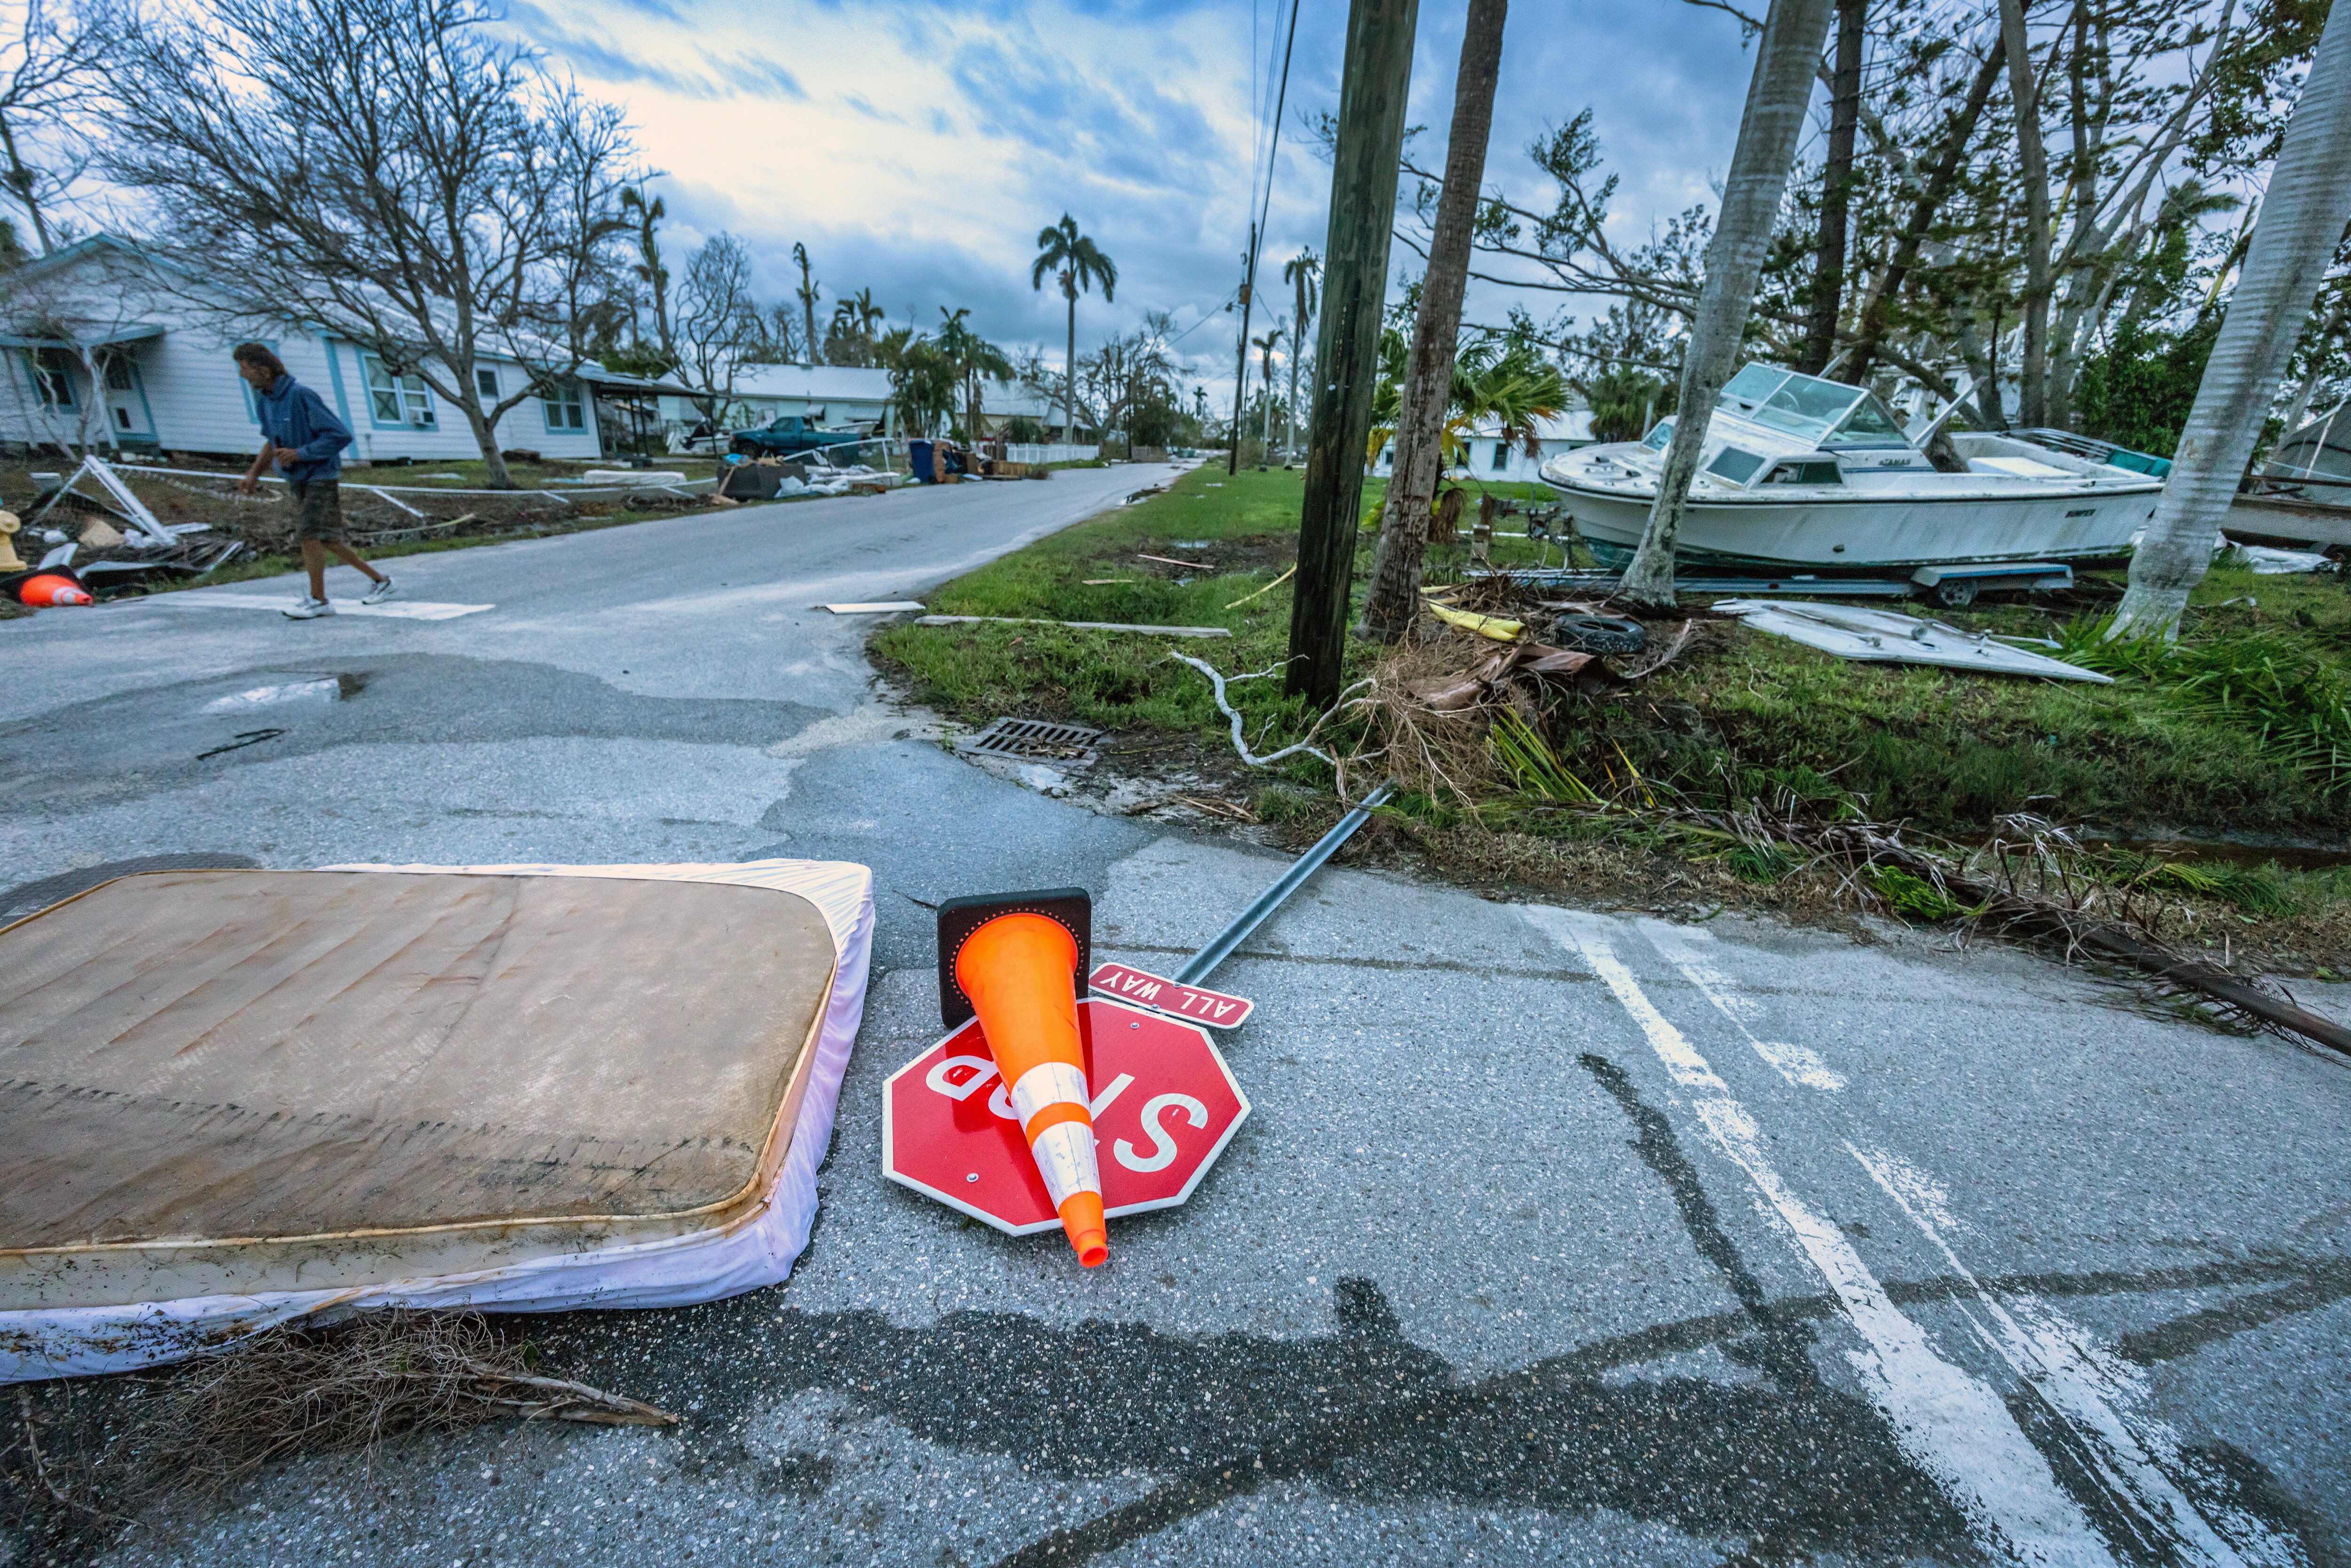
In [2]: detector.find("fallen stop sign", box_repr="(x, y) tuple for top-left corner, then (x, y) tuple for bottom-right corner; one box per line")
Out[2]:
(884, 997), (1251, 1236)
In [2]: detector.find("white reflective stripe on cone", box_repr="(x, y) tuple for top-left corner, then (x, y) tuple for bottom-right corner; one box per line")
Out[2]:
(1011, 1061), (1091, 1129)
(1028, 1120), (1102, 1209)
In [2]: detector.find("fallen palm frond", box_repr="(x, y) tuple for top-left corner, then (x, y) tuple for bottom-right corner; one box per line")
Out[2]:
(1664, 807), (2351, 1058)
(4, 1311), (671, 1531)
(2057, 615), (2351, 792)
(1490, 709), (1602, 804)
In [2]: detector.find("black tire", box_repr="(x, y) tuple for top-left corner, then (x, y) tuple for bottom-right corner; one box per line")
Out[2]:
(1550, 613), (1649, 655)
(730, 439), (757, 458)
(1931, 579), (1979, 608)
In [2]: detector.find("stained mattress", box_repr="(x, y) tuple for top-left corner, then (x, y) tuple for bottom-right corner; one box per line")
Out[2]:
(0, 859), (874, 1380)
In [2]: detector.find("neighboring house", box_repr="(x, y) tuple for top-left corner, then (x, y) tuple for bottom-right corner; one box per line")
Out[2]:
(0, 234), (608, 463)
(976, 390), (1091, 440)
(1371, 410), (1596, 482)
(659, 363), (898, 435)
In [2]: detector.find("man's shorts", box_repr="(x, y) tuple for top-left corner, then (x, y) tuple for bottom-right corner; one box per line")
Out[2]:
(290, 477), (347, 544)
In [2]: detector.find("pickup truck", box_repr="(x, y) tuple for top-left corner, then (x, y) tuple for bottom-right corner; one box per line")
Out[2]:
(727, 415), (873, 461)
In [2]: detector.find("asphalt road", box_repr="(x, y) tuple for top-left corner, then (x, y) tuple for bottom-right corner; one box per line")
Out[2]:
(2, 465), (2346, 1567)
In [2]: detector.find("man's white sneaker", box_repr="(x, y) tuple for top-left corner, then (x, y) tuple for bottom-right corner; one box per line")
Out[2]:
(284, 597), (335, 620)
(361, 576), (396, 606)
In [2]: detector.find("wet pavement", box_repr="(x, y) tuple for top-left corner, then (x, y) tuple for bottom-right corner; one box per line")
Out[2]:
(1, 465), (2345, 1566)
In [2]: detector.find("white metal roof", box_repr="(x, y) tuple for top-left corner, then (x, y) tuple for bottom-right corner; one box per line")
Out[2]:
(727, 364), (895, 402)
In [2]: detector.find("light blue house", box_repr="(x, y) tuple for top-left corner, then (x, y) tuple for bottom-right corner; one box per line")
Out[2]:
(0, 235), (611, 463)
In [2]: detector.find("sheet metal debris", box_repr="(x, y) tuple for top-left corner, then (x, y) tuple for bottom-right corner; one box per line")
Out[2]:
(28, 454), (174, 546)
(2222, 538), (2336, 574)
(1713, 599), (2112, 682)
(822, 601), (927, 614)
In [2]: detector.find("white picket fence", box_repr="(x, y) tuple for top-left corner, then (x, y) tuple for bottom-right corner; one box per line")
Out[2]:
(1002, 443), (1099, 464)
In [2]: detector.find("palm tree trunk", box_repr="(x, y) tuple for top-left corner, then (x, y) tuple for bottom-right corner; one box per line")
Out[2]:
(1999, 0), (2053, 428)
(1358, 0), (1507, 641)
(2111, 0), (2351, 641)
(1798, 0), (1866, 375)
(1064, 289), (1078, 448)
(1619, 0), (1838, 609)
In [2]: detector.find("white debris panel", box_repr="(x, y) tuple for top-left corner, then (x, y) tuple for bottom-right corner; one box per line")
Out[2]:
(0, 858), (874, 1381)
(1711, 599), (2114, 682)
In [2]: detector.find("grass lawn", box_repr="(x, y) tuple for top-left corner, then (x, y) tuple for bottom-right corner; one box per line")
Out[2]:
(876, 463), (2351, 968)
(872, 465), (1563, 739)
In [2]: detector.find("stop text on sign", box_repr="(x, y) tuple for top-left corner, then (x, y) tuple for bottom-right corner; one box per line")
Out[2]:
(1088, 961), (1254, 1029)
(882, 997), (1252, 1236)
(922, 1054), (1211, 1174)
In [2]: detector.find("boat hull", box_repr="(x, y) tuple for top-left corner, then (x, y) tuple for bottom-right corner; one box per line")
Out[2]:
(1543, 479), (2160, 573)
(2224, 495), (2351, 549)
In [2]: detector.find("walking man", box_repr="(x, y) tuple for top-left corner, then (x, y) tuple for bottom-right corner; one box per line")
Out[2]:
(232, 342), (393, 618)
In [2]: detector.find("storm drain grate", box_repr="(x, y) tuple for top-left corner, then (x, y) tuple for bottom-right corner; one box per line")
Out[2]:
(960, 717), (1104, 764)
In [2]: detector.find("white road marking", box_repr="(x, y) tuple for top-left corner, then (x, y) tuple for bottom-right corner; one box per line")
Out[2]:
(156, 592), (492, 621)
(1636, 917), (1847, 1089)
(1849, 1144), (2287, 1566)
(1527, 906), (2115, 1567)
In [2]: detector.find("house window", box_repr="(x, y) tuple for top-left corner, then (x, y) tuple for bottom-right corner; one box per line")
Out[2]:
(1492, 441), (1509, 471)
(541, 378), (585, 432)
(24, 349), (75, 409)
(476, 367), (499, 399)
(362, 354), (436, 427)
(105, 357), (134, 392)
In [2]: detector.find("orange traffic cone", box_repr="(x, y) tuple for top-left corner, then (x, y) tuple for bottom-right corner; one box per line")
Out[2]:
(955, 911), (1108, 1267)
(16, 573), (91, 607)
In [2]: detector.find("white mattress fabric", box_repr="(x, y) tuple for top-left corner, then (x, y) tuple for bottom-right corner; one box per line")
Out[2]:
(0, 858), (874, 1383)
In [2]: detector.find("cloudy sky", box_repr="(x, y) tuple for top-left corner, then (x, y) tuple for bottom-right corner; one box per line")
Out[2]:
(501, 0), (1772, 405)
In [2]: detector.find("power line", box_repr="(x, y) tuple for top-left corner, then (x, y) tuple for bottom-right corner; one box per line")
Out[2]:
(1230, 0), (1302, 467)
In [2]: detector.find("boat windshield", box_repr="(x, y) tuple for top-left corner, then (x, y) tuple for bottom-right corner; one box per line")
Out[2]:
(1718, 365), (1788, 413)
(1641, 418), (1674, 451)
(1829, 394), (1909, 444)
(1753, 377), (1864, 438)
(1714, 363), (1920, 445)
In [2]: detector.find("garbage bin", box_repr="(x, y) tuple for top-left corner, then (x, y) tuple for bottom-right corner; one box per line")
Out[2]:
(908, 439), (937, 483)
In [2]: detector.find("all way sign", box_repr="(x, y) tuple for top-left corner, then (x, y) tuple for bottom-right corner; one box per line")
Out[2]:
(1088, 961), (1254, 1029)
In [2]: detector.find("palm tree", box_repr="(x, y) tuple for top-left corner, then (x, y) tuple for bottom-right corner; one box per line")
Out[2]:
(1031, 214), (1116, 445)
(1359, 0), (1508, 640)
(792, 242), (819, 366)
(1253, 323), (1285, 453)
(2111, 0), (2351, 641)
(621, 186), (671, 360)
(849, 288), (885, 337)
(1282, 250), (1319, 460)
(878, 325), (956, 437)
(1618, 0), (1837, 609)
(937, 307), (1016, 443)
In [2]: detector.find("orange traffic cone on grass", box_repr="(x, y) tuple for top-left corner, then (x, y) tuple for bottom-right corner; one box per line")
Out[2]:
(16, 573), (90, 607)
(940, 891), (1106, 1267)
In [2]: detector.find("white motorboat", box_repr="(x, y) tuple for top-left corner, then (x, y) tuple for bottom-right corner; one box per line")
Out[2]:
(1536, 364), (2165, 575)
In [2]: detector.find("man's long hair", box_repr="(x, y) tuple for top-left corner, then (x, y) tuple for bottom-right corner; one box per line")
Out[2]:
(232, 341), (288, 381)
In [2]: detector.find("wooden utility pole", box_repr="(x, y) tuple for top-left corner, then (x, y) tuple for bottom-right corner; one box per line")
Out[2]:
(1229, 227), (1256, 475)
(1285, 0), (1419, 708)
